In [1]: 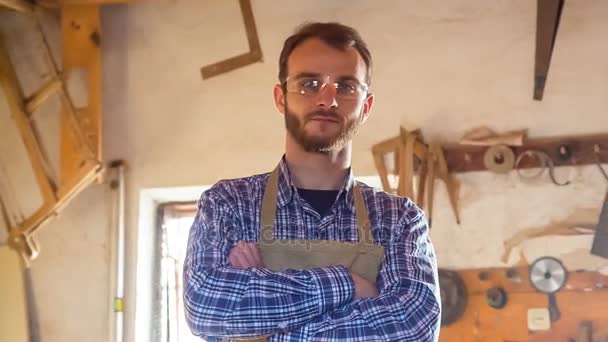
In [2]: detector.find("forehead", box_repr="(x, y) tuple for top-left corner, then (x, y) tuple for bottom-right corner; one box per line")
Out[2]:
(287, 38), (366, 81)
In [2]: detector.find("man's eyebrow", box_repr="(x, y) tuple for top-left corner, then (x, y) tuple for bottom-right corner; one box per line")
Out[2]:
(288, 73), (364, 83)
(335, 75), (362, 83)
(290, 72), (322, 79)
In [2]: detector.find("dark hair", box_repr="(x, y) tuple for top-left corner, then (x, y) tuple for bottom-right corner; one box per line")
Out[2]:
(278, 22), (372, 86)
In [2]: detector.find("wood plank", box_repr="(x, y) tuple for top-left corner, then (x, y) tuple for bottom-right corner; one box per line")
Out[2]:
(60, 5), (102, 184)
(453, 267), (608, 295)
(440, 291), (608, 342)
(0, 246), (29, 342)
(534, 0), (565, 100)
(0, 35), (57, 206)
(0, 14), (103, 260)
(440, 267), (608, 341)
(443, 133), (608, 173)
(0, 0), (34, 13)
(372, 135), (427, 161)
(372, 151), (391, 192)
(24, 77), (61, 114)
(11, 160), (101, 238)
(33, 15), (96, 164)
(55, 160), (100, 210)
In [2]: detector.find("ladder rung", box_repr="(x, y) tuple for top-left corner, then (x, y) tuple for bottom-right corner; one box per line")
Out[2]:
(25, 77), (62, 114)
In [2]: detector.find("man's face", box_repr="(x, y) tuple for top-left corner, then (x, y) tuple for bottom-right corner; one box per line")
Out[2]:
(275, 38), (374, 153)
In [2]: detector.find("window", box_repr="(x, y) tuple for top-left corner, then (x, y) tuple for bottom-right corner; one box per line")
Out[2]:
(159, 203), (198, 342)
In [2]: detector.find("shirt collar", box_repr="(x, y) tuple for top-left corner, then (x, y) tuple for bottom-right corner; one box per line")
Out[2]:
(275, 155), (356, 212)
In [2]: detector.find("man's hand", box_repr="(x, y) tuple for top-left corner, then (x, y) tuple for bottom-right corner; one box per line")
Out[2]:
(351, 272), (379, 299)
(228, 241), (263, 269)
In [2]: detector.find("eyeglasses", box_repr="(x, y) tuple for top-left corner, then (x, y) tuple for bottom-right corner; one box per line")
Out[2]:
(283, 74), (369, 100)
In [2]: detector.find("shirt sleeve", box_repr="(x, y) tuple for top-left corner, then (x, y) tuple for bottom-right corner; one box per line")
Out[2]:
(288, 201), (441, 341)
(182, 186), (355, 340)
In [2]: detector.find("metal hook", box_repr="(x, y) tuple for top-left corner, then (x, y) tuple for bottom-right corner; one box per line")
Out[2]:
(544, 154), (571, 186)
(556, 144), (572, 162)
(515, 150), (570, 186)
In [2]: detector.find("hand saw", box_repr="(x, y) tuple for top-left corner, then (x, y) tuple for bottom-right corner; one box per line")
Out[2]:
(591, 189), (608, 258)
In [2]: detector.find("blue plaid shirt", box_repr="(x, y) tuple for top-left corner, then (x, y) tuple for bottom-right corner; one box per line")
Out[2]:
(184, 158), (441, 341)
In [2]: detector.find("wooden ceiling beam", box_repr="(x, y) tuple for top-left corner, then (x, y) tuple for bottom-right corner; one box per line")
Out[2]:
(534, 0), (565, 101)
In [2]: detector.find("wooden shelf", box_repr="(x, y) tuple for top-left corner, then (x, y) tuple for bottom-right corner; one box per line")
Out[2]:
(443, 133), (608, 173)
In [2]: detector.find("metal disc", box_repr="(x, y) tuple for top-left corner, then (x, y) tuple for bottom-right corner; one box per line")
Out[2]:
(529, 257), (567, 293)
(439, 269), (468, 326)
(486, 287), (508, 309)
(483, 145), (515, 174)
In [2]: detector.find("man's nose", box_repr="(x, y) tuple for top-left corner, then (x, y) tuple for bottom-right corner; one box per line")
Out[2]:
(315, 83), (338, 108)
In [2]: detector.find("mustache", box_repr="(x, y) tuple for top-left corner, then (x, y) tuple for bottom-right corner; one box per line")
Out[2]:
(305, 110), (342, 122)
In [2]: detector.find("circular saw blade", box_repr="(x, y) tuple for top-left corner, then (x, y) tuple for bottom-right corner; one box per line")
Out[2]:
(438, 269), (468, 326)
(529, 257), (567, 293)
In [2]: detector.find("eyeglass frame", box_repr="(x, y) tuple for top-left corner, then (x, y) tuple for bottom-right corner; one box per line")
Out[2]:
(281, 73), (370, 101)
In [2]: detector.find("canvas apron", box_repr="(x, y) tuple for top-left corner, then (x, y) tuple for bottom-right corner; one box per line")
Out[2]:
(228, 166), (384, 342)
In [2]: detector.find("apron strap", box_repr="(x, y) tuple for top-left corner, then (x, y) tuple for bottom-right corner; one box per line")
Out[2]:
(353, 184), (373, 245)
(259, 164), (373, 245)
(260, 166), (280, 245)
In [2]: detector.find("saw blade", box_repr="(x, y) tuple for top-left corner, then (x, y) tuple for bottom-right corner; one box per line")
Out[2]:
(530, 257), (567, 293)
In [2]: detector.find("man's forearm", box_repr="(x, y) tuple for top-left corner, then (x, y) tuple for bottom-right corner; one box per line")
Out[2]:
(183, 264), (354, 338)
(283, 279), (440, 341)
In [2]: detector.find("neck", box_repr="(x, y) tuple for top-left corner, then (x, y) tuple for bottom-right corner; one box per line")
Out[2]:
(284, 138), (352, 190)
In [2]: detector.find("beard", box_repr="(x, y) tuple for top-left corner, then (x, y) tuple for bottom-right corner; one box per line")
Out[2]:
(284, 100), (363, 153)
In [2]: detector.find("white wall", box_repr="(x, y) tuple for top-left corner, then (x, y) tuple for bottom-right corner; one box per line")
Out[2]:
(1, 1), (608, 341)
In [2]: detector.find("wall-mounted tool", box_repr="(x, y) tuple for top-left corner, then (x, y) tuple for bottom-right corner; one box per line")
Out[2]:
(529, 256), (567, 321)
(591, 190), (608, 258)
(371, 129), (462, 227)
(0, 13), (104, 263)
(506, 268), (522, 283)
(573, 321), (593, 342)
(534, 0), (565, 101)
(444, 133), (608, 174)
(439, 269), (468, 326)
(515, 150), (571, 186)
(594, 144), (608, 182)
(425, 143), (461, 228)
(556, 144), (573, 163)
(483, 145), (515, 174)
(486, 287), (508, 309)
(200, 0), (263, 79)
(371, 128), (426, 195)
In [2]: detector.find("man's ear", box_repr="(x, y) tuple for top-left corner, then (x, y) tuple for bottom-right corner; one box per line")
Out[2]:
(360, 93), (374, 124)
(273, 84), (286, 114)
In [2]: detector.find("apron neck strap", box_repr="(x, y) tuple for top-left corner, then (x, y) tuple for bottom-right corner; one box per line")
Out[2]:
(260, 166), (280, 244)
(353, 182), (372, 244)
(260, 165), (373, 245)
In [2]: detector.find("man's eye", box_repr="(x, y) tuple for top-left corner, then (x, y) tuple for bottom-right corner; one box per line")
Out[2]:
(336, 82), (357, 93)
(301, 79), (321, 89)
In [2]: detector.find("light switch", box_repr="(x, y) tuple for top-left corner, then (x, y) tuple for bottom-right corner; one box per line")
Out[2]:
(527, 308), (551, 331)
